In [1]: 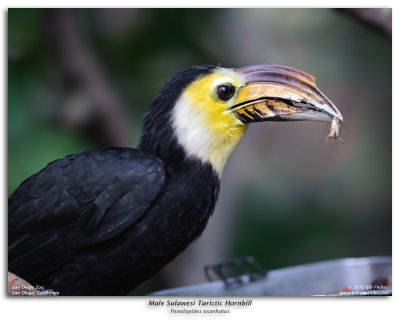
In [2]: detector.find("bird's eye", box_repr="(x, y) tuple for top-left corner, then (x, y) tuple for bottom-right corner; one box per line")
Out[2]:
(217, 84), (235, 101)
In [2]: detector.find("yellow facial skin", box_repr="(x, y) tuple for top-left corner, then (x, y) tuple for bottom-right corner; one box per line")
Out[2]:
(172, 65), (343, 176)
(173, 70), (247, 176)
(185, 71), (247, 136)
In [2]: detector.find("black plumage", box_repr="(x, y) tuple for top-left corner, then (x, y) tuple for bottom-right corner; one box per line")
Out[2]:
(8, 65), (220, 295)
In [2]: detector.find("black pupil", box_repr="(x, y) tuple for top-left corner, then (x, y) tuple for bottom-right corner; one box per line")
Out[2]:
(217, 84), (235, 101)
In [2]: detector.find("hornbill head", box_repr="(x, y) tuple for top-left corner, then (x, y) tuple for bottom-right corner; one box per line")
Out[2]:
(141, 64), (343, 176)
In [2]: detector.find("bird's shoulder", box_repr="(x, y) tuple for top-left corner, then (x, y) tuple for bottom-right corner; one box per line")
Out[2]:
(9, 147), (166, 243)
(8, 147), (166, 280)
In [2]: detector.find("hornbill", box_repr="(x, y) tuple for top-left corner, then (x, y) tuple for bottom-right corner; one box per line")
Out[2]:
(8, 64), (343, 295)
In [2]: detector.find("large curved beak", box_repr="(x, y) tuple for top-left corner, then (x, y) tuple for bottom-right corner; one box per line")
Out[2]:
(232, 64), (343, 123)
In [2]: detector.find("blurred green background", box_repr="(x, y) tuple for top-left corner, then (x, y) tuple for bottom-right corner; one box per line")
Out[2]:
(8, 8), (391, 295)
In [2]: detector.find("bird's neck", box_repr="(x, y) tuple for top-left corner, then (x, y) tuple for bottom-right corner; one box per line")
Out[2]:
(138, 126), (187, 176)
(138, 89), (246, 177)
(139, 130), (221, 239)
(139, 124), (221, 266)
(138, 111), (221, 178)
(138, 121), (244, 178)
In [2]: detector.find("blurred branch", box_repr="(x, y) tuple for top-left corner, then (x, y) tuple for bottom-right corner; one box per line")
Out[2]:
(337, 8), (392, 36)
(42, 9), (131, 147)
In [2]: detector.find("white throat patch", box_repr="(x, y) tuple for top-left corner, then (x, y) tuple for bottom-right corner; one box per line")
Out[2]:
(172, 94), (244, 177)
(172, 94), (217, 171)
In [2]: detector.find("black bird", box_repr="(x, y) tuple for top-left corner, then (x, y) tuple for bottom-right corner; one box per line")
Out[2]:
(8, 64), (343, 295)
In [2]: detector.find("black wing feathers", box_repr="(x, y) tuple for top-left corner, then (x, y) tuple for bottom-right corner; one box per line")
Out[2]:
(8, 148), (165, 280)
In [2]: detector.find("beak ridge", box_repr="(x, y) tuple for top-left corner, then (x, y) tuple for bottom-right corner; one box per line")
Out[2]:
(233, 64), (343, 123)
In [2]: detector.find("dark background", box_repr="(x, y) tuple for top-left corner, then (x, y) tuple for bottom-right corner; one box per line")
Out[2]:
(8, 8), (392, 295)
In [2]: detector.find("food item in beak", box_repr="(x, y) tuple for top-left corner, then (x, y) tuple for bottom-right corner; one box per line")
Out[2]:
(322, 117), (344, 143)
